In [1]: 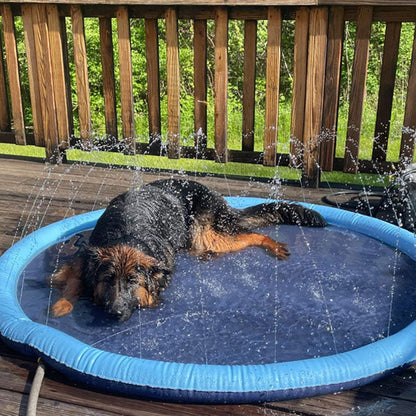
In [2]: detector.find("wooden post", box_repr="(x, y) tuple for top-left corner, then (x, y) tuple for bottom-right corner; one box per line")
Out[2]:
(1, 5), (26, 145)
(372, 21), (401, 163)
(242, 19), (257, 152)
(47, 4), (70, 149)
(263, 6), (281, 167)
(117, 6), (135, 153)
(99, 17), (118, 143)
(344, 6), (373, 174)
(21, 4), (44, 146)
(400, 24), (416, 167)
(194, 19), (207, 156)
(290, 7), (309, 168)
(320, 6), (344, 172)
(31, 4), (60, 162)
(302, 7), (328, 188)
(214, 7), (228, 163)
(71, 5), (91, 145)
(145, 18), (161, 151)
(0, 24), (10, 132)
(165, 7), (180, 159)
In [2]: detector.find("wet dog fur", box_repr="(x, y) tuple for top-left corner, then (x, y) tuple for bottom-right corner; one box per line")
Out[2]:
(51, 179), (326, 321)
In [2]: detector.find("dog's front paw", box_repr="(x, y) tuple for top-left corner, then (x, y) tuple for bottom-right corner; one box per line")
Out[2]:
(52, 298), (73, 317)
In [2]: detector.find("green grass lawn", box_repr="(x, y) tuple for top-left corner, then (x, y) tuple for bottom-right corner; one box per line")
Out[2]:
(0, 143), (393, 188)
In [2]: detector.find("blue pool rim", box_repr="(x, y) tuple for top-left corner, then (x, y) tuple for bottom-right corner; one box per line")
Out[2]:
(1, 197), (416, 403)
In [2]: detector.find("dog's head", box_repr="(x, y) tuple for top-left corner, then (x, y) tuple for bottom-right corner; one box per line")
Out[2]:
(84, 245), (170, 321)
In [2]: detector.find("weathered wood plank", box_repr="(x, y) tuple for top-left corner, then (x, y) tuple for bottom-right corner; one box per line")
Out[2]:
(31, 4), (60, 162)
(193, 18), (207, 155)
(290, 7), (309, 167)
(302, 6), (328, 187)
(71, 5), (92, 144)
(117, 6), (135, 151)
(165, 7), (181, 159)
(99, 17), (118, 141)
(371, 21), (401, 163)
(400, 24), (416, 166)
(145, 18), (161, 148)
(242, 19), (257, 152)
(21, 4), (44, 146)
(214, 7), (228, 163)
(263, 6), (281, 167)
(47, 4), (71, 148)
(320, 6), (344, 171)
(1, 4), (26, 145)
(0, 26), (10, 132)
(344, 6), (373, 174)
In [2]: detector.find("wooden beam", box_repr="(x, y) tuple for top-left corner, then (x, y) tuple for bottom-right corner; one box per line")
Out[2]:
(372, 21), (401, 163)
(214, 6), (228, 163)
(263, 6), (281, 167)
(145, 18), (161, 149)
(47, 4), (71, 148)
(0, 25), (10, 132)
(320, 6), (344, 171)
(117, 6), (135, 152)
(165, 7), (181, 159)
(21, 4), (44, 146)
(71, 5), (92, 144)
(193, 18), (207, 155)
(31, 4), (61, 161)
(344, 6), (373, 174)
(290, 7), (309, 167)
(242, 19), (257, 152)
(99, 17), (118, 141)
(400, 24), (416, 167)
(302, 6), (328, 187)
(1, 4), (26, 145)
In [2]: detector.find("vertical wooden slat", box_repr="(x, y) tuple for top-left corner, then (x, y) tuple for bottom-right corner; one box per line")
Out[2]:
(400, 25), (416, 167)
(320, 6), (344, 171)
(71, 5), (91, 144)
(242, 19), (257, 152)
(165, 7), (180, 159)
(193, 18), (207, 155)
(0, 24), (10, 131)
(32, 4), (60, 161)
(264, 6), (281, 167)
(302, 7), (328, 187)
(372, 21), (401, 163)
(117, 6), (135, 152)
(60, 15), (74, 140)
(29, 6), (60, 160)
(0, 23), (10, 131)
(290, 7), (309, 167)
(214, 7), (228, 163)
(145, 18), (161, 149)
(99, 17), (117, 141)
(344, 6), (373, 174)
(1, 4), (26, 145)
(21, 4), (44, 146)
(47, 4), (70, 148)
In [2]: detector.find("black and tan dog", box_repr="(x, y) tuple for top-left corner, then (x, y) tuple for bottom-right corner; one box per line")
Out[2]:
(51, 179), (326, 321)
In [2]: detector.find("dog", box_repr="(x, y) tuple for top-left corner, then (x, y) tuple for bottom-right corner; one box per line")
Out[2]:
(51, 179), (326, 321)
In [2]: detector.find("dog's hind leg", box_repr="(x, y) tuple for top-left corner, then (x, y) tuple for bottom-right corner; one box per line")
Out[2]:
(191, 225), (290, 260)
(236, 202), (327, 229)
(50, 258), (84, 317)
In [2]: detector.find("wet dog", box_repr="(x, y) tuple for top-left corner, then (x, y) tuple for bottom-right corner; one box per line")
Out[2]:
(51, 179), (326, 321)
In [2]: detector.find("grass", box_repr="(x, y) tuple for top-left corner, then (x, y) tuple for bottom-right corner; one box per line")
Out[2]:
(0, 143), (393, 188)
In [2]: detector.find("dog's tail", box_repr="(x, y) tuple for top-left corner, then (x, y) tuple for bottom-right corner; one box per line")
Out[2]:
(236, 202), (327, 229)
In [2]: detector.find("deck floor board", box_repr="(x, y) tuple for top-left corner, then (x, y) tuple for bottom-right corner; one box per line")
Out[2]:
(0, 157), (415, 415)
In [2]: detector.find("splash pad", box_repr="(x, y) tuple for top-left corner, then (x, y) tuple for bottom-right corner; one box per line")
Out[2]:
(1, 197), (416, 403)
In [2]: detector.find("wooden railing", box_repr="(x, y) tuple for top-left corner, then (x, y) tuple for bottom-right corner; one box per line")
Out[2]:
(1, 1), (416, 186)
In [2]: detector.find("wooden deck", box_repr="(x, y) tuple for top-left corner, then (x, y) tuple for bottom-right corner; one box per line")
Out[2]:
(0, 157), (416, 415)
